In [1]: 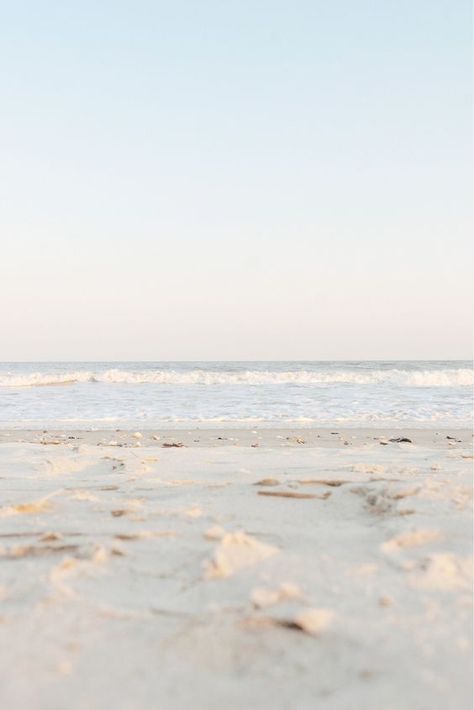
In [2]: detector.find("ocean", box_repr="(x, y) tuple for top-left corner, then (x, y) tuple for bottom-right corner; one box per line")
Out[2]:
(0, 361), (471, 429)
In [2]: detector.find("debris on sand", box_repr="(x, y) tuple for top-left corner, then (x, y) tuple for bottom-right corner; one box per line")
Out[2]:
(258, 490), (331, 500)
(111, 510), (127, 518)
(296, 479), (349, 487)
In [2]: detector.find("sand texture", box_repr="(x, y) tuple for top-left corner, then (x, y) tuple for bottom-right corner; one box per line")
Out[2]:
(0, 428), (472, 709)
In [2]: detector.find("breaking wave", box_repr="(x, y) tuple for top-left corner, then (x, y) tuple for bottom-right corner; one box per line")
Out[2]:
(0, 368), (472, 388)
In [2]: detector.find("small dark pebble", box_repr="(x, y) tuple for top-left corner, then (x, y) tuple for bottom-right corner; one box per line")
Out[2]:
(389, 437), (412, 444)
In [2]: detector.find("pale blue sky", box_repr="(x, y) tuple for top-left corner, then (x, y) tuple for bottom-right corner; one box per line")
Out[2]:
(1, 1), (472, 360)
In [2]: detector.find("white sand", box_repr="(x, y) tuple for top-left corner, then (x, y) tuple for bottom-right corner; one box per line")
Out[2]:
(0, 428), (472, 709)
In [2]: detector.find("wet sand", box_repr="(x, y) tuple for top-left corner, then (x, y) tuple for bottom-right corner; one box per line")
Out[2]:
(0, 428), (472, 709)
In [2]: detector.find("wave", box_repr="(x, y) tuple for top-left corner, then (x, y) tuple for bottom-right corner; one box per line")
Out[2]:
(2, 411), (471, 429)
(0, 367), (472, 388)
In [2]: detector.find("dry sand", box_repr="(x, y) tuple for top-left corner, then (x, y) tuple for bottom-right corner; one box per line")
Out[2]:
(0, 428), (472, 709)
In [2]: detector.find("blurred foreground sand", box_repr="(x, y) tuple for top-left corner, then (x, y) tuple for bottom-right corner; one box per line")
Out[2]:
(0, 428), (472, 709)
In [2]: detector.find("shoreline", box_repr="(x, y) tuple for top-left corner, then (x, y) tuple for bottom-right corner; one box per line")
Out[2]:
(0, 426), (471, 448)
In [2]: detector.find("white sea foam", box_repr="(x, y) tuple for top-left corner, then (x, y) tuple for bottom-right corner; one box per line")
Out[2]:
(0, 367), (472, 388)
(1, 362), (471, 428)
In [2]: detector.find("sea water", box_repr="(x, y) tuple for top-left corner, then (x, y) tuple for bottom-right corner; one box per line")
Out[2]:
(0, 361), (471, 429)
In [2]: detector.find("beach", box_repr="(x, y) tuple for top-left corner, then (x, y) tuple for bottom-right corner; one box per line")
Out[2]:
(2, 0), (472, 704)
(0, 427), (472, 709)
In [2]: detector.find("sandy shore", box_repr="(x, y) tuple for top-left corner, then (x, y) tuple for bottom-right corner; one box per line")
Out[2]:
(0, 428), (472, 709)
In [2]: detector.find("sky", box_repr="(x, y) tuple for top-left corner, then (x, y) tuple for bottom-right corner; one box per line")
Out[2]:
(0, 0), (472, 361)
